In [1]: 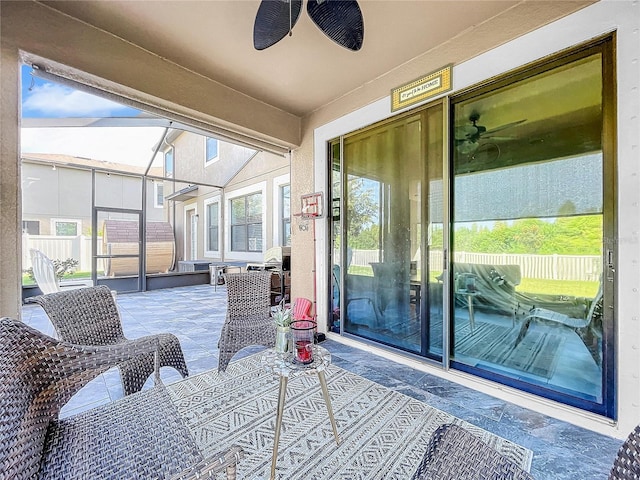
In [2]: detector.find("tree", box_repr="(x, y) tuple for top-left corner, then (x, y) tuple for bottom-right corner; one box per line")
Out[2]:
(345, 176), (379, 239)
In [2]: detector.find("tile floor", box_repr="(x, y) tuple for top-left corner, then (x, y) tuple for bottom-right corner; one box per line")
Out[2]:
(21, 284), (622, 480)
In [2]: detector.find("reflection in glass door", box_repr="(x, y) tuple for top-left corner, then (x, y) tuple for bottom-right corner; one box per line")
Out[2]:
(331, 103), (444, 357)
(450, 39), (614, 417)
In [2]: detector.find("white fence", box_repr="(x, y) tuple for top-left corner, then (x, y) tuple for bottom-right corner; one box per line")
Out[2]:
(26, 236), (602, 282)
(22, 235), (98, 271)
(347, 249), (602, 282)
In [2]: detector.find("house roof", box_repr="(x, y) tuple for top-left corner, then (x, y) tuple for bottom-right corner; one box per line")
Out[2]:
(21, 153), (164, 177)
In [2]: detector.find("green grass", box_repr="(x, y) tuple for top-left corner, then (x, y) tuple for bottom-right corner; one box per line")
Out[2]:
(22, 271), (92, 286)
(517, 278), (599, 298)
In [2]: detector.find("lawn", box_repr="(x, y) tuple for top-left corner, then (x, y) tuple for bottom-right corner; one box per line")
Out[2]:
(22, 271), (93, 286)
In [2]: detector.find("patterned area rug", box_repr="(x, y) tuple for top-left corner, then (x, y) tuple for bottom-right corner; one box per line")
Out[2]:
(167, 353), (533, 480)
(454, 322), (565, 379)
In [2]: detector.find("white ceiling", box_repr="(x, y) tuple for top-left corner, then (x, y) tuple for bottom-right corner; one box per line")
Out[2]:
(39, 1), (594, 118)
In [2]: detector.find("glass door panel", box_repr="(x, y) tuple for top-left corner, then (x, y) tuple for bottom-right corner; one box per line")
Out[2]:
(337, 103), (444, 356)
(450, 46), (612, 416)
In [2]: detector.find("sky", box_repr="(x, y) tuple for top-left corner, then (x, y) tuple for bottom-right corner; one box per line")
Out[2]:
(20, 64), (165, 166)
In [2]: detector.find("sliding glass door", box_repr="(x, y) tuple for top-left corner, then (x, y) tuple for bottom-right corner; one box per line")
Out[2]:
(449, 38), (615, 417)
(331, 103), (444, 357)
(329, 36), (614, 418)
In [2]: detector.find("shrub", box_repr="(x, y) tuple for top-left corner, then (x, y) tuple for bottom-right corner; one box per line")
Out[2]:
(24, 257), (79, 282)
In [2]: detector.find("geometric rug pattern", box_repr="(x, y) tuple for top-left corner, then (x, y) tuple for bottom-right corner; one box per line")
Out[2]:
(167, 353), (533, 479)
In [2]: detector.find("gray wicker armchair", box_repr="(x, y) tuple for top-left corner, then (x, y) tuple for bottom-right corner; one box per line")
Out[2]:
(218, 271), (276, 372)
(26, 285), (189, 396)
(0, 317), (243, 480)
(609, 425), (640, 479)
(411, 424), (535, 480)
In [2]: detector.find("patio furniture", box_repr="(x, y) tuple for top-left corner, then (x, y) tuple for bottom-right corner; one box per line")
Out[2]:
(292, 297), (313, 320)
(331, 264), (379, 327)
(370, 261), (419, 321)
(0, 317), (243, 480)
(410, 423), (534, 480)
(515, 283), (604, 365)
(260, 346), (340, 480)
(29, 248), (93, 294)
(453, 263), (522, 319)
(26, 285), (189, 396)
(217, 271), (276, 372)
(609, 424), (640, 479)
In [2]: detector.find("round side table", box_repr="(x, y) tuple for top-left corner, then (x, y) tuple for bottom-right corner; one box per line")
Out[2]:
(260, 345), (340, 480)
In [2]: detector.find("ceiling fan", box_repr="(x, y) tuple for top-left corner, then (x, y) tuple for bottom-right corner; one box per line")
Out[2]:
(455, 111), (526, 156)
(253, 0), (364, 51)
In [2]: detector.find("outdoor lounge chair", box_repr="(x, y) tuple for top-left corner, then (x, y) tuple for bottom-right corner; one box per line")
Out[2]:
(411, 423), (534, 480)
(0, 317), (243, 480)
(26, 285), (189, 396)
(515, 283), (603, 365)
(29, 248), (93, 294)
(218, 271), (275, 372)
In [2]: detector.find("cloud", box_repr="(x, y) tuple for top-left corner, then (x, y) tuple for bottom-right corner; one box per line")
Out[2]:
(23, 83), (132, 117)
(21, 127), (166, 166)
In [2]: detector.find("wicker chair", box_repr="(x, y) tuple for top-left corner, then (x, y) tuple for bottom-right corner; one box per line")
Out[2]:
(609, 425), (640, 479)
(26, 285), (189, 396)
(218, 271), (276, 372)
(0, 317), (243, 480)
(411, 424), (535, 480)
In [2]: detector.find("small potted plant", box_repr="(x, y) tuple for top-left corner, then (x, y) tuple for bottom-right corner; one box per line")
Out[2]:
(272, 300), (293, 353)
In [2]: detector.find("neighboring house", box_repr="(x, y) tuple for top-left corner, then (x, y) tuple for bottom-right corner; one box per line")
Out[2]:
(21, 133), (291, 273)
(22, 153), (165, 238)
(159, 129), (290, 266)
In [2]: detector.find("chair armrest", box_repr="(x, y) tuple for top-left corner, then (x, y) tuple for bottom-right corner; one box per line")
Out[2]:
(169, 445), (244, 480)
(53, 336), (161, 405)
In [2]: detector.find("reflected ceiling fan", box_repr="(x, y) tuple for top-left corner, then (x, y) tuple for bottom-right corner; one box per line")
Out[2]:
(455, 111), (526, 157)
(253, 0), (364, 51)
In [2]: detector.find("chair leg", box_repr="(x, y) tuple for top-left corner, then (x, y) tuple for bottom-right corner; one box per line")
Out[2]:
(514, 318), (532, 347)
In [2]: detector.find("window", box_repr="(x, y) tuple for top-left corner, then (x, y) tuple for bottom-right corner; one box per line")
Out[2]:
(52, 219), (81, 236)
(281, 184), (291, 246)
(205, 138), (219, 164)
(22, 220), (40, 235)
(154, 182), (164, 208)
(231, 193), (262, 252)
(207, 200), (220, 252)
(164, 148), (174, 178)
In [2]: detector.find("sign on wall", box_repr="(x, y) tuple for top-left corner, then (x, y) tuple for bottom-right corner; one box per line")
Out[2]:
(391, 64), (453, 112)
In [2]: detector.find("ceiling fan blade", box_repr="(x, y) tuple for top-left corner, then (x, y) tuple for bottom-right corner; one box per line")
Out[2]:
(457, 140), (479, 155)
(455, 125), (478, 140)
(483, 119), (527, 135)
(482, 135), (515, 141)
(307, 0), (364, 51)
(254, 0), (303, 51)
